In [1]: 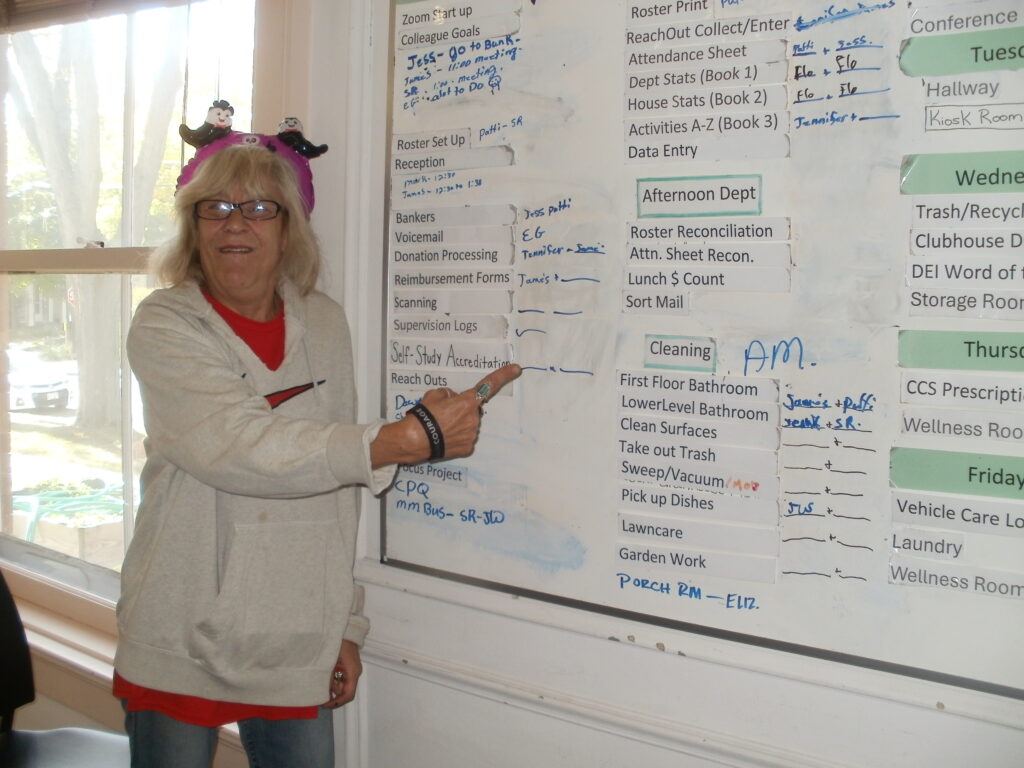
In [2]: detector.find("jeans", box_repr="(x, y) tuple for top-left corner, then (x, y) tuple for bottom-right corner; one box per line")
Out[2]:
(123, 705), (334, 768)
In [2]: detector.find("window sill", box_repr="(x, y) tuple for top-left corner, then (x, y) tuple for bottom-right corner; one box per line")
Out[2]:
(3, 561), (117, 639)
(3, 564), (246, 763)
(8, 564), (123, 733)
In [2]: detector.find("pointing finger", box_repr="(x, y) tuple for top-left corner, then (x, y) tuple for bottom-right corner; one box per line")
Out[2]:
(467, 363), (522, 403)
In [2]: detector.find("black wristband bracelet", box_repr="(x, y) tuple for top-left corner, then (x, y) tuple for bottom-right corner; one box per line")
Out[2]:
(408, 403), (445, 461)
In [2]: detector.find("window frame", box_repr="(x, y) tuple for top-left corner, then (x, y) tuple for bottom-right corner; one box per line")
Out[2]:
(1, 1), (188, 36)
(1, 0), (310, 623)
(0, 249), (149, 273)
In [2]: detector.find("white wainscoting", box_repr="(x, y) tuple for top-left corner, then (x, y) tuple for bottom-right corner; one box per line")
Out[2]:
(355, 576), (1023, 768)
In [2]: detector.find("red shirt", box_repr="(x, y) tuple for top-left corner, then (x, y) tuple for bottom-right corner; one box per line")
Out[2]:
(205, 288), (286, 371)
(113, 673), (316, 726)
(115, 289), (317, 725)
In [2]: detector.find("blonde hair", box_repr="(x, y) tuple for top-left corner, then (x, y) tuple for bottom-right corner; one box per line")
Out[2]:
(151, 143), (321, 294)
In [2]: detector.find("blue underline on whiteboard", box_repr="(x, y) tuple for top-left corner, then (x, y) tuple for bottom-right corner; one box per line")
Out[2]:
(839, 88), (891, 98)
(794, 96), (826, 103)
(794, 0), (896, 31)
(516, 309), (584, 316)
(559, 276), (600, 283)
(782, 571), (831, 578)
(859, 114), (900, 120)
(836, 540), (873, 551)
(520, 366), (594, 375)
(837, 43), (884, 50)
(792, 51), (816, 56)
(515, 328), (546, 337)
(782, 536), (827, 543)
(839, 66), (881, 72)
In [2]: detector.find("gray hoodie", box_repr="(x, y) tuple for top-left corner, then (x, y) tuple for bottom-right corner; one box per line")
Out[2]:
(115, 279), (395, 707)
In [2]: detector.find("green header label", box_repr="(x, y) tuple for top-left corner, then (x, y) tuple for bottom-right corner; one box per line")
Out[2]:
(901, 151), (1024, 195)
(900, 27), (1024, 77)
(899, 331), (1024, 373)
(891, 448), (1024, 501)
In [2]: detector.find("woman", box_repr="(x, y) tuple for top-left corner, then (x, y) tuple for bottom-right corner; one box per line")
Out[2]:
(114, 130), (519, 767)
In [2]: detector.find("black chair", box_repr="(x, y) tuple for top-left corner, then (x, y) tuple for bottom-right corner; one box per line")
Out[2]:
(0, 572), (130, 767)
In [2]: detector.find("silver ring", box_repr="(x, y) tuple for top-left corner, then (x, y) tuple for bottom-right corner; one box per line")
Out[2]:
(333, 669), (344, 682)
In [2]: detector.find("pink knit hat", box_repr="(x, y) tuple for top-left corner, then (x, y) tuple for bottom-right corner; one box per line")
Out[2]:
(176, 102), (327, 215)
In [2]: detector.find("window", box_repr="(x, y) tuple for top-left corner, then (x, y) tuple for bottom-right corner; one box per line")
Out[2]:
(1, 0), (257, 597)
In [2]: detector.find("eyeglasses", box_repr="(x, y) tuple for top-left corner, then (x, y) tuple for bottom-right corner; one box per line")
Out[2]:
(194, 200), (283, 221)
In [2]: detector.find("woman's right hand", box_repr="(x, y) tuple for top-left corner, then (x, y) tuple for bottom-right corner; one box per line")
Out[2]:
(371, 364), (521, 467)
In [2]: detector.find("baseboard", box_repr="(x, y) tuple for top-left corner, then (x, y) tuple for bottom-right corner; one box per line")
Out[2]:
(362, 638), (847, 768)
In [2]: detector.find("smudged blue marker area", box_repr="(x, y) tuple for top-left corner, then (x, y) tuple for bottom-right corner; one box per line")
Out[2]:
(389, 400), (589, 574)
(390, 498), (587, 575)
(485, 506), (588, 574)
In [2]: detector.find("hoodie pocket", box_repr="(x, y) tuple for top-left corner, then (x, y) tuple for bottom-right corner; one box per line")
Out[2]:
(187, 519), (338, 681)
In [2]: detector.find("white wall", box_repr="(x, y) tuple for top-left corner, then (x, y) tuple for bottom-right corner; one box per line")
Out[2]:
(311, 2), (1024, 766)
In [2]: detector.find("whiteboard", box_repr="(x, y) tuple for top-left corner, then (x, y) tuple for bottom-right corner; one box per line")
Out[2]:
(380, 0), (1024, 698)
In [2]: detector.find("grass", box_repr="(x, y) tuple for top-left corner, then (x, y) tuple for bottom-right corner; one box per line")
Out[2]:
(10, 420), (122, 475)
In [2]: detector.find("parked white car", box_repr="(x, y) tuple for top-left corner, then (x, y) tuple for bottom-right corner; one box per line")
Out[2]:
(7, 349), (71, 410)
